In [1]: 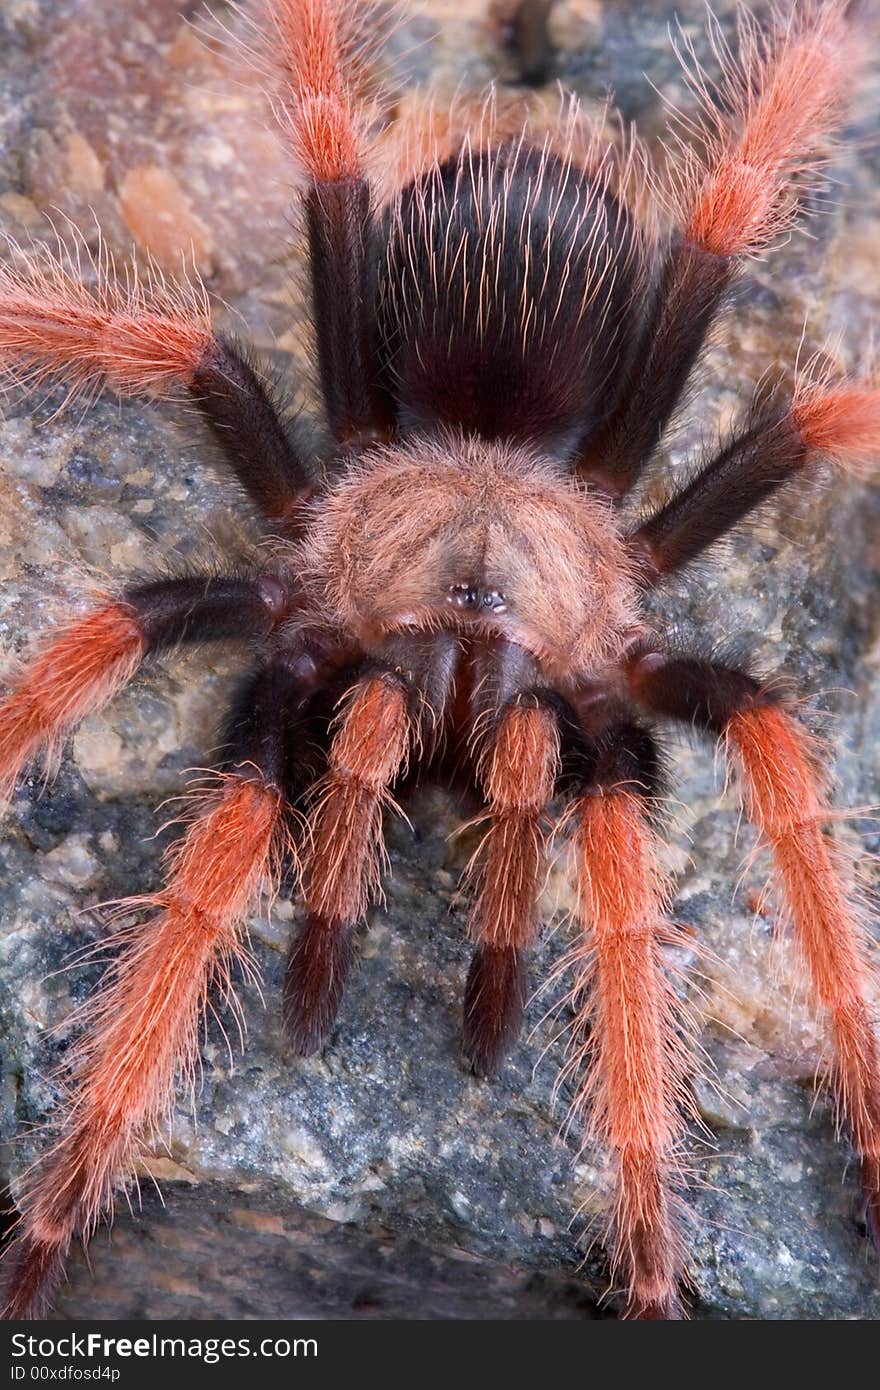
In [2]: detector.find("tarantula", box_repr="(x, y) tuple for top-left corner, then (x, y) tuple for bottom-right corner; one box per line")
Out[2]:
(0, 0), (878, 1321)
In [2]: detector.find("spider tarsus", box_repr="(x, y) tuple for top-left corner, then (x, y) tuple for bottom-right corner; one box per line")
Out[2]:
(462, 944), (527, 1078)
(630, 1292), (683, 1321)
(283, 915), (357, 1056)
(1, 1234), (67, 1322)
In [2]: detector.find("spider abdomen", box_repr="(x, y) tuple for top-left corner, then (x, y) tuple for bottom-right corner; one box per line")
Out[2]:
(378, 143), (645, 455)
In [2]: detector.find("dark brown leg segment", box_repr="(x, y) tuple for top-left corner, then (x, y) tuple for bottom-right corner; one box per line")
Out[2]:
(188, 339), (317, 531)
(578, 4), (859, 496)
(628, 379), (880, 581)
(307, 180), (390, 445)
(583, 242), (733, 497)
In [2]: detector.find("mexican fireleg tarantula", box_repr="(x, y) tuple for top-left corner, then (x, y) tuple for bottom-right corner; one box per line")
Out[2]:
(0, 0), (879, 1321)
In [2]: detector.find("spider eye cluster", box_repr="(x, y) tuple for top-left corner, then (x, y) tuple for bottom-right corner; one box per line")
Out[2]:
(446, 583), (507, 615)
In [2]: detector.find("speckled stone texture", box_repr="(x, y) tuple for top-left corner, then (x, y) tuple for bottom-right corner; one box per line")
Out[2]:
(1, 0), (879, 1321)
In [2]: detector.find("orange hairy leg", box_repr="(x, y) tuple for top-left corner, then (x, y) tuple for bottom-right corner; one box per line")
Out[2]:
(1, 773), (287, 1320)
(0, 244), (313, 524)
(628, 652), (880, 1251)
(267, 0), (367, 184)
(0, 576), (289, 807)
(284, 671), (414, 1053)
(0, 248), (213, 400)
(463, 696), (560, 1076)
(679, 0), (858, 258)
(558, 720), (692, 1320)
(727, 705), (880, 1245)
(582, 0), (864, 494)
(262, 0), (393, 441)
(0, 602), (143, 806)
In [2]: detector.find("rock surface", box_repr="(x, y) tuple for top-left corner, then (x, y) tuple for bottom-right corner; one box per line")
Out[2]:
(1, 0), (880, 1321)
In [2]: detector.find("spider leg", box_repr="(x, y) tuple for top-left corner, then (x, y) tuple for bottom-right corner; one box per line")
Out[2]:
(559, 714), (692, 1320)
(267, 0), (393, 446)
(284, 668), (413, 1055)
(578, 1), (861, 496)
(285, 631), (458, 1054)
(627, 376), (880, 581)
(0, 655), (307, 1319)
(0, 254), (315, 530)
(627, 649), (880, 1252)
(0, 574), (293, 806)
(458, 629), (692, 1349)
(186, 338), (318, 531)
(463, 689), (560, 1077)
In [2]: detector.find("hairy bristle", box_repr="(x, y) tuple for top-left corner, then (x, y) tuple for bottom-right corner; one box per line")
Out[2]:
(304, 676), (411, 925)
(0, 238), (213, 406)
(466, 701), (559, 950)
(672, 1), (861, 256)
(0, 602), (144, 806)
(727, 705), (880, 1200)
(262, 0), (382, 181)
(372, 87), (529, 204)
(792, 379), (880, 474)
(374, 86), (658, 242)
(2, 776), (283, 1319)
(559, 791), (694, 1318)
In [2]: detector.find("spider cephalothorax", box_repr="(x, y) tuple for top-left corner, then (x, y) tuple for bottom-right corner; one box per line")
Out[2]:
(299, 433), (641, 675)
(0, 0), (879, 1321)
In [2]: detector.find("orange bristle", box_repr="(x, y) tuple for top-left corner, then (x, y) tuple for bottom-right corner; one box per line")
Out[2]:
(305, 675), (411, 924)
(677, 2), (861, 257)
(285, 674), (411, 1056)
(561, 791), (693, 1318)
(727, 705), (880, 1192)
(265, 0), (366, 182)
(0, 243), (214, 404)
(0, 602), (145, 806)
(466, 701), (559, 950)
(462, 701), (559, 1076)
(3, 775), (284, 1319)
(792, 381), (880, 474)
